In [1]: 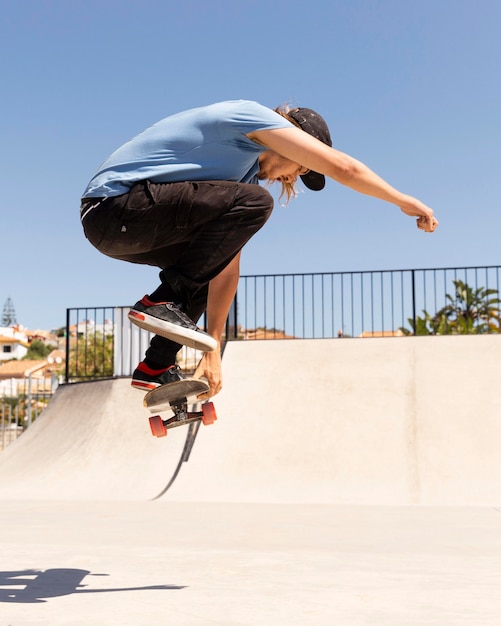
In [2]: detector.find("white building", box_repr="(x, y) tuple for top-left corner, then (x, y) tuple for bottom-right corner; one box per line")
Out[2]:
(0, 327), (29, 362)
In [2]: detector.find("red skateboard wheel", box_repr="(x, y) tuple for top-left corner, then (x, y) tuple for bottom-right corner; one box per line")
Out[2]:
(201, 402), (217, 425)
(149, 415), (167, 437)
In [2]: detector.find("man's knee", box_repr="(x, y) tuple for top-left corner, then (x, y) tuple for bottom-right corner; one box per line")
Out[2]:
(236, 184), (274, 223)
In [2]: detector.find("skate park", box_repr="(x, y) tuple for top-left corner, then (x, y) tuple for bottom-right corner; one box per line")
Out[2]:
(1, 329), (501, 625)
(4, 1), (501, 622)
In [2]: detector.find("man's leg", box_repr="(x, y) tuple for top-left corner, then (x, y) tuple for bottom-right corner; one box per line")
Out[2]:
(134, 180), (274, 300)
(83, 180), (273, 284)
(119, 181), (272, 349)
(131, 284), (209, 390)
(82, 180), (273, 385)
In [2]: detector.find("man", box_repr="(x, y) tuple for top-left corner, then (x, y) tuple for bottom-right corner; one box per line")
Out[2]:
(81, 100), (438, 398)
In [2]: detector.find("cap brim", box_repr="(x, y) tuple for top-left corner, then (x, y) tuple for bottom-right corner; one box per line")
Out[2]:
(288, 107), (331, 192)
(301, 171), (326, 191)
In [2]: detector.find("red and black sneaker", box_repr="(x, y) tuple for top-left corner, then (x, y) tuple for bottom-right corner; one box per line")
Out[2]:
(128, 296), (217, 352)
(131, 362), (184, 391)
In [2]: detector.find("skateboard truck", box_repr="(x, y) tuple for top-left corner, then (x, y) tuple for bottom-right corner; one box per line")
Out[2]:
(144, 378), (217, 438)
(149, 401), (217, 438)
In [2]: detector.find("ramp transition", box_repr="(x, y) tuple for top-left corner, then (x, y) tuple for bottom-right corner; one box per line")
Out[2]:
(0, 337), (500, 504)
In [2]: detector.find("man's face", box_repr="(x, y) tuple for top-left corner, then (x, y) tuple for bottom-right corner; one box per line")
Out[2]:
(257, 151), (309, 184)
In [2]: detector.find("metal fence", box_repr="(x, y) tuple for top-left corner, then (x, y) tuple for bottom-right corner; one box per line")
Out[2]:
(0, 375), (58, 451)
(63, 265), (501, 381)
(232, 265), (501, 339)
(64, 306), (207, 382)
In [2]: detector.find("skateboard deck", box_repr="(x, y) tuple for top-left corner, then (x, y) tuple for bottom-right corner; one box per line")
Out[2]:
(144, 378), (209, 411)
(144, 378), (217, 438)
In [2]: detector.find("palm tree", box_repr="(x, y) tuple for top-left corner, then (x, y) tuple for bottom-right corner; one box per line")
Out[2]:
(439, 280), (500, 334)
(402, 280), (501, 335)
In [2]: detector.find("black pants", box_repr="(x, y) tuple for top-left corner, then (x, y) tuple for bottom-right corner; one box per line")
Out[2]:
(81, 180), (274, 366)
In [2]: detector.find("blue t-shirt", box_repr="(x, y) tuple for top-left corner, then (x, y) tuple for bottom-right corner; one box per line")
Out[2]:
(82, 100), (293, 198)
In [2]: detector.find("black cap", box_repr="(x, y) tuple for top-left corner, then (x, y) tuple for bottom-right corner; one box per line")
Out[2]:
(288, 107), (332, 191)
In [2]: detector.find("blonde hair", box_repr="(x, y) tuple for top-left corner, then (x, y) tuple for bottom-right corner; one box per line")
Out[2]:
(272, 105), (303, 204)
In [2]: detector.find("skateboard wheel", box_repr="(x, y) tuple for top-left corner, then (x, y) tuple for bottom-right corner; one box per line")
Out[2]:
(201, 402), (217, 425)
(149, 415), (167, 437)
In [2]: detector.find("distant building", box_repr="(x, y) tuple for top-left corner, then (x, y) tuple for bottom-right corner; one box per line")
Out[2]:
(0, 360), (49, 397)
(69, 319), (114, 337)
(358, 330), (405, 338)
(0, 327), (30, 361)
(0, 324), (65, 397)
(242, 327), (295, 340)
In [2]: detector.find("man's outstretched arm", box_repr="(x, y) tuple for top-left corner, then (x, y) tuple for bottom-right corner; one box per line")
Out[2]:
(248, 126), (438, 233)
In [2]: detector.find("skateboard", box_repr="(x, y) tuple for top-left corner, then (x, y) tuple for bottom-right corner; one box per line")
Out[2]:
(144, 378), (217, 438)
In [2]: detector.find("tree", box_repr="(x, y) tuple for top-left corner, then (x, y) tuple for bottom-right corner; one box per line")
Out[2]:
(23, 339), (55, 360)
(402, 309), (450, 336)
(440, 280), (501, 333)
(2, 297), (17, 326)
(402, 280), (501, 335)
(68, 332), (114, 380)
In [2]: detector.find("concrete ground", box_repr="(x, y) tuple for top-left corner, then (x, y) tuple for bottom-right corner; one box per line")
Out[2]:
(2, 502), (501, 625)
(1, 338), (501, 624)
(0, 501), (501, 626)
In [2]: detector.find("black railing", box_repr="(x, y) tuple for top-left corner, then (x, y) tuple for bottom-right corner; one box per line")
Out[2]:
(229, 265), (501, 339)
(64, 265), (501, 381)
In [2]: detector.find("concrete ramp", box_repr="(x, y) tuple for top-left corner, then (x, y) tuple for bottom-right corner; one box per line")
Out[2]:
(2, 337), (500, 626)
(0, 378), (188, 500)
(0, 336), (500, 504)
(166, 336), (501, 505)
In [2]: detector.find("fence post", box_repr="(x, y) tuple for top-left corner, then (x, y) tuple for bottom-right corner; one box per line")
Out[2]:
(27, 373), (32, 427)
(411, 270), (417, 335)
(232, 291), (238, 339)
(65, 308), (70, 383)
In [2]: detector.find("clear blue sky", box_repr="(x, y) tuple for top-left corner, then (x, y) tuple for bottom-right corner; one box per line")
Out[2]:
(1, 0), (500, 330)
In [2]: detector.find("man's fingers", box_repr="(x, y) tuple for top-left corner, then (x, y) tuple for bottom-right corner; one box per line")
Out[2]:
(197, 383), (221, 401)
(417, 215), (438, 232)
